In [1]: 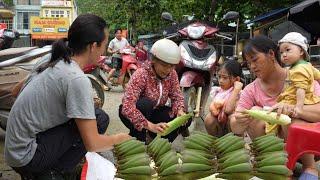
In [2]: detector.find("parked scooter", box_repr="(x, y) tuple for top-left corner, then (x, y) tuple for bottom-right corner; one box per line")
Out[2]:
(161, 12), (237, 127)
(0, 46), (105, 130)
(0, 27), (19, 50)
(105, 46), (138, 90)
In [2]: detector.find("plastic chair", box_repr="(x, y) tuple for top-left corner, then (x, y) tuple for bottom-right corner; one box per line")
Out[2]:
(286, 122), (320, 170)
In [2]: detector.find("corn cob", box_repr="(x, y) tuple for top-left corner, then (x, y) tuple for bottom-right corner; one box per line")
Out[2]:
(256, 156), (287, 167)
(218, 149), (249, 163)
(254, 138), (284, 152)
(182, 153), (213, 166)
(118, 156), (150, 170)
(118, 145), (146, 158)
(182, 170), (215, 180)
(180, 163), (213, 173)
(115, 174), (151, 180)
(220, 163), (251, 173)
(158, 155), (179, 173)
(214, 132), (234, 145)
(260, 143), (285, 154)
(117, 153), (148, 165)
(255, 151), (288, 161)
(159, 113), (193, 136)
(182, 149), (214, 159)
(245, 109), (291, 125)
(257, 165), (292, 176)
(216, 173), (253, 180)
(220, 154), (250, 169)
(183, 139), (210, 152)
(117, 165), (152, 175)
(159, 164), (180, 176)
(219, 140), (245, 155)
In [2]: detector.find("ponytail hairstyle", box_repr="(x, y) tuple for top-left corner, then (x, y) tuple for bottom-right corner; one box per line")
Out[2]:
(37, 14), (107, 73)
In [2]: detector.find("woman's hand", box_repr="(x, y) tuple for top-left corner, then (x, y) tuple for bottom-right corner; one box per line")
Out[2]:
(146, 121), (169, 134)
(268, 103), (295, 118)
(114, 133), (132, 145)
(234, 106), (262, 127)
(177, 109), (186, 117)
(234, 110), (252, 127)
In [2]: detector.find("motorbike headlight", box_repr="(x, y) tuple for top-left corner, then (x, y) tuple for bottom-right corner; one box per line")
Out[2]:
(187, 25), (206, 39)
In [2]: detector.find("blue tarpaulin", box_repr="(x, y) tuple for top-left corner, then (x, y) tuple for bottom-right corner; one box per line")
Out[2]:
(247, 7), (290, 24)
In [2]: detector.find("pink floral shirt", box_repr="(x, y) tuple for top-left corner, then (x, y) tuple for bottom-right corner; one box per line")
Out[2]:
(121, 62), (184, 131)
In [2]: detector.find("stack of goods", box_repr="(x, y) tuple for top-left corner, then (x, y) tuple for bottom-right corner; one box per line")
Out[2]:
(178, 132), (217, 179)
(114, 138), (154, 180)
(215, 133), (253, 180)
(147, 137), (180, 179)
(251, 134), (292, 180)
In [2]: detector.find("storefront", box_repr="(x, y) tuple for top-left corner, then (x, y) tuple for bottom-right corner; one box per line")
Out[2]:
(29, 16), (69, 46)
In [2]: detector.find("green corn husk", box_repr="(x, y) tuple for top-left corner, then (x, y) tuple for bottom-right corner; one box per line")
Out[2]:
(159, 113), (193, 136)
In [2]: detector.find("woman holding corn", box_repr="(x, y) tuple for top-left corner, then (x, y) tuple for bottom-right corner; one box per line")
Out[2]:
(231, 35), (320, 180)
(119, 38), (191, 143)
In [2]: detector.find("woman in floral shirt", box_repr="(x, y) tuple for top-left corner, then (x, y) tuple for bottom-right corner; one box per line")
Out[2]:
(119, 38), (190, 142)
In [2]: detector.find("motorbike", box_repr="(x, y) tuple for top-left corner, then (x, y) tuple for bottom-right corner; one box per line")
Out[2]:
(0, 27), (19, 50)
(161, 12), (238, 131)
(0, 46), (105, 130)
(105, 46), (138, 90)
(0, 46), (51, 130)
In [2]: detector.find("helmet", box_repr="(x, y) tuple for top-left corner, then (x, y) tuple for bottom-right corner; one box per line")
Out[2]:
(150, 38), (180, 65)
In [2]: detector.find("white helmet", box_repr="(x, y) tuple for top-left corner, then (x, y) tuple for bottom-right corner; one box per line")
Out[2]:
(150, 38), (180, 65)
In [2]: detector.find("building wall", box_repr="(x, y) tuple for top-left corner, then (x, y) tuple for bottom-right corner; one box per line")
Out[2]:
(13, 0), (41, 34)
(40, 0), (76, 25)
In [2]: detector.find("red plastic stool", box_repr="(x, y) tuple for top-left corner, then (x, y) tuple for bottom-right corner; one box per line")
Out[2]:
(286, 122), (320, 170)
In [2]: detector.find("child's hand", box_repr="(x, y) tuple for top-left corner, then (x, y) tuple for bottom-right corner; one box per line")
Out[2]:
(293, 105), (303, 118)
(234, 81), (243, 91)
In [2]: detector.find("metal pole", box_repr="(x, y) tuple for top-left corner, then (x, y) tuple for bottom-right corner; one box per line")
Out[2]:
(235, 18), (239, 57)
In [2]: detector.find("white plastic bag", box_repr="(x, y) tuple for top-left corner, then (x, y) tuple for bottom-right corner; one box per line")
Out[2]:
(81, 152), (116, 180)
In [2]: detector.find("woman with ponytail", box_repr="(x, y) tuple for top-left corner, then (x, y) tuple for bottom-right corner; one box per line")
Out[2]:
(4, 14), (130, 179)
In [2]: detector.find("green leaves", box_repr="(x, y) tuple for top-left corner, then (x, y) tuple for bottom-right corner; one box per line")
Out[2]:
(77, 0), (301, 36)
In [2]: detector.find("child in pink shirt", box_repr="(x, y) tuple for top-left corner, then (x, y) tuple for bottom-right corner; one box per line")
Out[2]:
(205, 60), (243, 137)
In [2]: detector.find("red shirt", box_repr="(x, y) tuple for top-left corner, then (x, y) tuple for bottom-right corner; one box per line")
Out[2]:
(136, 48), (148, 62)
(121, 62), (184, 131)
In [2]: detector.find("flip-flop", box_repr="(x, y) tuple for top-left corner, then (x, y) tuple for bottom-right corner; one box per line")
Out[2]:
(299, 172), (318, 180)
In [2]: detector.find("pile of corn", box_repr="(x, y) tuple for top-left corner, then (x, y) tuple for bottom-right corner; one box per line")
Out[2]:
(251, 134), (292, 180)
(112, 111), (292, 180)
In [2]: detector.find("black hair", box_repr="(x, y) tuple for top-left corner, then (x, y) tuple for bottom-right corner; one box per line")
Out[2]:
(220, 60), (242, 78)
(114, 28), (122, 34)
(242, 35), (281, 65)
(37, 14), (107, 73)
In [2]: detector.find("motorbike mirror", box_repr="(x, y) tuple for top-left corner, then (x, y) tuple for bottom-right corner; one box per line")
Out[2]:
(161, 12), (174, 22)
(222, 11), (239, 20)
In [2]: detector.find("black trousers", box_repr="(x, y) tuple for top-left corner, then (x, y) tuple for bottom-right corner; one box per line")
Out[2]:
(13, 108), (109, 179)
(111, 56), (122, 71)
(119, 98), (191, 142)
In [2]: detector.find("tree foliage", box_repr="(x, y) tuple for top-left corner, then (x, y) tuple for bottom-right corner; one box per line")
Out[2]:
(77, 0), (301, 38)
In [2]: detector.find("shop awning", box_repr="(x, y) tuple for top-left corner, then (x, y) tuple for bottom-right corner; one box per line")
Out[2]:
(0, 9), (14, 18)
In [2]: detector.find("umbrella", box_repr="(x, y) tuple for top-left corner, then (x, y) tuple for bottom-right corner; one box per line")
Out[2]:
(269, 21), (311, 42)
(289, 0), (320, 36)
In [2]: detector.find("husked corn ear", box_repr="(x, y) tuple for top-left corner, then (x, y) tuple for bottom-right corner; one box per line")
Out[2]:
(245, 109), (291, 125)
